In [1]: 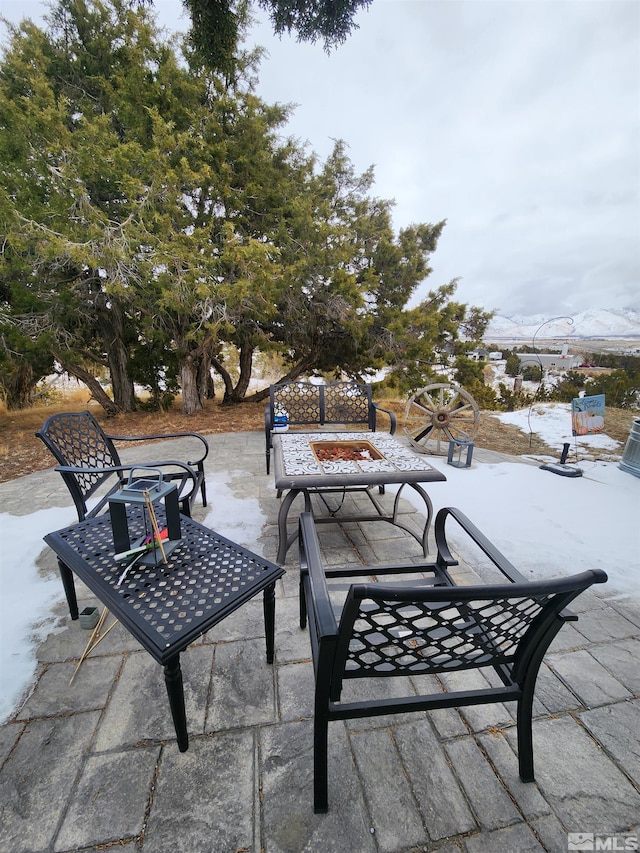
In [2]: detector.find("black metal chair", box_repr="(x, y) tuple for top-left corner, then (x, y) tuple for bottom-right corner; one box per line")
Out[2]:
(298, 508), (608, 813)
(37, 410), (209, 521)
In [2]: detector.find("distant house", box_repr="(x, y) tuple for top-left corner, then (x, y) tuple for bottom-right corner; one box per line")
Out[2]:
(468, 348), (488, 361)
(516, 352), (582, 371)
(469, 348), (502, 361)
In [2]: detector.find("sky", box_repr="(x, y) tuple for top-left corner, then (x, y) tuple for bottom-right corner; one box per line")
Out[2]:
(0, 0), (638, 317)
(1, 402), (638, 724)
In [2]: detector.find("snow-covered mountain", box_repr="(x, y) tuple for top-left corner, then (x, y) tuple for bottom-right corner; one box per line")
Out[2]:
(484, 308), (640, 341)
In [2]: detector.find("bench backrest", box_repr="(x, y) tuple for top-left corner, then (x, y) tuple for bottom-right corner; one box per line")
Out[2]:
(270, 381), (373, 427)
(36, 410), (122, 519)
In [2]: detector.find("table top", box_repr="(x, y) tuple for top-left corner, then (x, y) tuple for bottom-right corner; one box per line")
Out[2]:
(45, 513), (284, 664)
(273, 431), (446, 489)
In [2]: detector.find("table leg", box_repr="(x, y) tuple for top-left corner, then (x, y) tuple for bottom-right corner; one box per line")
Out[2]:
(392, 483), (434, 556)
(163, 655), (189, 752)
(263, 582), (276, 664)
(277, 488), (312, 563)
(57, 559), (79, 620)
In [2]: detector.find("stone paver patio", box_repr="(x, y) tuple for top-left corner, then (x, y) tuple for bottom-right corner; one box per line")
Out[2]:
(0, 431), (638, 853)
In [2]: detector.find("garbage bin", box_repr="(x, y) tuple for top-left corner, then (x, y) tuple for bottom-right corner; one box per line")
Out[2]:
(619, 418), (640, 478)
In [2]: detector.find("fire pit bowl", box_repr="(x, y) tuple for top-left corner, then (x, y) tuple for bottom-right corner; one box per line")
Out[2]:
(309, 439), (384, 463)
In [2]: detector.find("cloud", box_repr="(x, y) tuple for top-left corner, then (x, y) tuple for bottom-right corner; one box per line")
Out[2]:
(251, 1), (640, 316)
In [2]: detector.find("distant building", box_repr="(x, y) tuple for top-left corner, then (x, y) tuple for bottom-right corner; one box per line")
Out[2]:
(468, 348), (488, 361)
(516, 353), (582, 371)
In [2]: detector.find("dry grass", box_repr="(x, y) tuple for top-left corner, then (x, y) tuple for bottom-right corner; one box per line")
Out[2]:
(0, 396), (635, 485)
(0, 398), (264, 484)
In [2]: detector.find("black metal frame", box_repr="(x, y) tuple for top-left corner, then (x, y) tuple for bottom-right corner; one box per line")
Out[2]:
(298, 509), (608, 812)
(44, 511), (284, 750)
(37, 410), (209, 521)
(264, 381), (397, 473)
(271, 431), (446, 563)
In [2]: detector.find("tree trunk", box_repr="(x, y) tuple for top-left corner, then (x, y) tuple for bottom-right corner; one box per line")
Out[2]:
(58, 357), (120, 414)
(96, 299), (136, 413)
(4, 360), (35, 409)
(206, 372), (216, 399)
(107, 336), (135, 412)
(234, 343), (254, 401)
(180, 356), (204, 414)
(210, 356), (235, 402)
(196, 339), (215, 403)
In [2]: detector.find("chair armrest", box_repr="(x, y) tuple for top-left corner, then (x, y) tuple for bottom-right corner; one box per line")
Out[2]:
(372, 402), (397, 434)
(55, 459), (200, 493)
(433, 507), (608, 623)
(434, 506), (528, 583)
(104, 431), (209, 466)
(299, 512), (339, 638)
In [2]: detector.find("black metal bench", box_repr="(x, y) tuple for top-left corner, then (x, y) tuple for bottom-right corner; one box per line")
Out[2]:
(264, 381), (396, 473)
(298, 508), (608, 813)
(37, 410), (209, 521)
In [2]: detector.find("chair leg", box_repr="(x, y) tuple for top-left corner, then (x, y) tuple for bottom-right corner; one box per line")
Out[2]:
(300, 577), (308, 629)
(516, 691), (535, 782)
(314, 712), (329, 813)
(199, 469), (207, 507)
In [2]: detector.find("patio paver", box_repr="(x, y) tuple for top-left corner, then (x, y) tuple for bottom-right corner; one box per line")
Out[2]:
(0, 430), (638, 853)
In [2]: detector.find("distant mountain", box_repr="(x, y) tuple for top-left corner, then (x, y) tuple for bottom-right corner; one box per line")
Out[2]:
(484, 308), (640, 341)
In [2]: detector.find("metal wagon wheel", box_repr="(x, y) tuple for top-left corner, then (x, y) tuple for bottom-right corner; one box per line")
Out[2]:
(403, 383), (480, 455)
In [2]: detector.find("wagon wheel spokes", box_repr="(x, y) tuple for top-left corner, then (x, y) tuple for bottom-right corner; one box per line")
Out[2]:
(406, 423), (435, 444)
(402, 383), (480, 455)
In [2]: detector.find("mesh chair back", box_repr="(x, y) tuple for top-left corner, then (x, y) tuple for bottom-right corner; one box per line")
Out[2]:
(334, 574), (598, 693)
(37, 411), (122, 512)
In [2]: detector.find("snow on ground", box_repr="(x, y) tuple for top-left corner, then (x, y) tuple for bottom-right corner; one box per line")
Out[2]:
(202, 470), (267, 550)
(1, 404), (638, 724)
(0, 505), (76, 723)
(495, 402), (622, 457)
(396, 454), (638, 601)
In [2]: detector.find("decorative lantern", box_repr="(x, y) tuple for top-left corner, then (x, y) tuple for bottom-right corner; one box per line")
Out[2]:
(108, 470), (182, 566)
(447, 438), (474, 469)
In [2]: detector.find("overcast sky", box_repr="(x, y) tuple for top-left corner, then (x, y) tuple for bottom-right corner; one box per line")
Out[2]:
(1, 0), (639, 318)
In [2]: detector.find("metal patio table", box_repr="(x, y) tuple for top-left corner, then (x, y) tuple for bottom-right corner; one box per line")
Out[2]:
(44, 512), (284, 751)
(272, 431), (446, 562)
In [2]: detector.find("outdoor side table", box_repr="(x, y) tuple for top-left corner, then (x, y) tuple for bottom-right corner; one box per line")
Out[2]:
(272, 431), (447, 562)
(44, 512), (284, 751)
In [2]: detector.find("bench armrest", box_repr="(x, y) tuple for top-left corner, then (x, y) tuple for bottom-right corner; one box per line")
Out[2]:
(55, 460), (200, 500)
(372, 402), (397, 434)
(433, 506), (607, 621)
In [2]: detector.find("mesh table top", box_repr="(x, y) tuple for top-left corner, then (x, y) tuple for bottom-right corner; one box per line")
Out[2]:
(45, 512), (284, 664)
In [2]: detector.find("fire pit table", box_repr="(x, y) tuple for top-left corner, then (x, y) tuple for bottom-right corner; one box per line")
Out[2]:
(272, 431), (446, 562)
